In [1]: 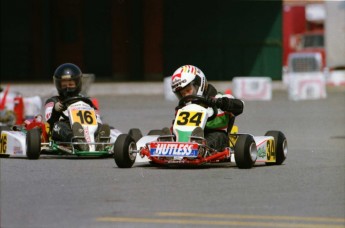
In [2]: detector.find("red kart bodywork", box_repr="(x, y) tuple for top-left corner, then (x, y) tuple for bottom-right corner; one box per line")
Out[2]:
(139, 146), (230, 165)
(24, 115), (49, 143)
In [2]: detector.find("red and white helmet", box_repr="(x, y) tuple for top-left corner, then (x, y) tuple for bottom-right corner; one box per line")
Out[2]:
(171, 65), (207, 100)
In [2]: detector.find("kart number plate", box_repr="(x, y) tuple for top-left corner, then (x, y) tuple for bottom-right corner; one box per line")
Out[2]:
(150, 142), (199, 157)
(70, 109), (97, 126)
(176, 111), (205, 127)
(0, 133), (7, 154)
(266, 139), (276, 162)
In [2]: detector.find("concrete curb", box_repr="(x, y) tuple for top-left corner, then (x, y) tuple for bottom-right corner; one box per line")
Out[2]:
(4, 81), (287, 97)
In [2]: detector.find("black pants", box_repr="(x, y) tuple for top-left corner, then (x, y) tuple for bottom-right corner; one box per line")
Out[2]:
(205, 130), (229, 151)
(51, 121), (103, 142)
(52, 121), (73, 142)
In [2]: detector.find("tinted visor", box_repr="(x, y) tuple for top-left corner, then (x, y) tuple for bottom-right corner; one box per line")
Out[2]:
(174, 83), (199, 100)
(54, 77), (82, 97)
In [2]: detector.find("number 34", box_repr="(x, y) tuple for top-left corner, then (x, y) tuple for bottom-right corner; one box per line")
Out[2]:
(177, 111), (203, 126)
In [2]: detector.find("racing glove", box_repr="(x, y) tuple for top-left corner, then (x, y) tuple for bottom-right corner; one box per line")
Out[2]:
(206, 97), (244, 115)
(54, 101), (65, 112)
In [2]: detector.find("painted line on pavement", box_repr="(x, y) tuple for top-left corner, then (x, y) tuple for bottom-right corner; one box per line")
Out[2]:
(96, 212), (345, 228)
(156, 212), (345, 223)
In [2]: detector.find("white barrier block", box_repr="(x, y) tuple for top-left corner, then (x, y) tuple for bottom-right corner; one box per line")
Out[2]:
(23, 96), (42, 118)
(288, 72), (327, 100)
(163, 76), (177, 101)
(327, 70), (345, 86)
(232, 77), (272, 100)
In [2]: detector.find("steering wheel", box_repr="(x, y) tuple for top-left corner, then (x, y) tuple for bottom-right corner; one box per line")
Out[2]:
(62, 96), (95, 108)
(178, 95), (218, 121)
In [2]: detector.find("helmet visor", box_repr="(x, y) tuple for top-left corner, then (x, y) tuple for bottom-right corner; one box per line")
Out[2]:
(54, 77), (81, 97)
(175, 83), (198, 100)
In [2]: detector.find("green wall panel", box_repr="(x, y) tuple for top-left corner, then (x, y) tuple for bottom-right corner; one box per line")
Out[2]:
(163, 0), (282, 80)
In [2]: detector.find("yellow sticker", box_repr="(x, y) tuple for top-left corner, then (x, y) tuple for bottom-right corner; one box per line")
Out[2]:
(229, 125), (239, 147)
(70, 109), (97, 126)
(266, 139), (276, 162)
(176, 111), (204, 127)
(0, 133), (7, 154)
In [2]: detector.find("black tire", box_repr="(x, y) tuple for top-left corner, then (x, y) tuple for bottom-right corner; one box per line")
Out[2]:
(26, 128), (41, 160)
(265, 131), (287, 165)
(147, 129), (164, 135)
(113, 134), (136, 168)
(128, 128), (143, 142)
(234, 134), (257, 169)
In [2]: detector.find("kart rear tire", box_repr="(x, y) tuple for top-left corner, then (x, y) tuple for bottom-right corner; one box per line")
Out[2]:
(113, 134), (136, 168)
(147, 129), (163, 135)
(26, 128), (41, 160)
(234, 134), (257, 169)
(265, 131), (287, 165)
(128, 128), (143, 142)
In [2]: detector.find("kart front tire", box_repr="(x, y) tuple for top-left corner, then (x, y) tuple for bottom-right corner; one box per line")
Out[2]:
(234, 134), (257, 169)
(113, 134), (136, 168)
(26, 128), (41, 160)
(265, 131), (287, 165)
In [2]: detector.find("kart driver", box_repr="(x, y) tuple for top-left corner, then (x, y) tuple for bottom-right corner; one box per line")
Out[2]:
(44, 63), (110, 151)
(171, 65), (244, 151)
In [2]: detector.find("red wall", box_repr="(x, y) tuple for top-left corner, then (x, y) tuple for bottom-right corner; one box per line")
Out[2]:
(282, 5), (306, 66)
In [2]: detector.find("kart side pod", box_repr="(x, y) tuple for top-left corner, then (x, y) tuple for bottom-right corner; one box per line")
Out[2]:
(232, 131), (287, 168)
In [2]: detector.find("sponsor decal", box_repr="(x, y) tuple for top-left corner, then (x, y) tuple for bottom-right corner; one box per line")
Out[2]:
(53, 124), (61, 134)
(171, 79), (187, 90)
(84, 126), (91, 143)
(45, 102), (54, 120)
(257, 146), (266, 158)
(69, 102), (92, 109)
(172, 73), (182, 81)
(45, 102), (54, 109)
(150, 142), (199, 157)
(13, 146), (23, 155)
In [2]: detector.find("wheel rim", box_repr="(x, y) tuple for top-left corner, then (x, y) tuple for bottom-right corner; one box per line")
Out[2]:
(282, 139), (288, 157)
(128, 141), (137, 161)
(249, 142), (257, 162)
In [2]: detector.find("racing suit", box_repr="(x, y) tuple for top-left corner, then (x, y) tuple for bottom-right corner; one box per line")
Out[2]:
(203, 84), (244, 151)
(44, 95), (101, 142)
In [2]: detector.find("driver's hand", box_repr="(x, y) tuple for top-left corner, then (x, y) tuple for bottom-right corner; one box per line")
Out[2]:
(54, 101), (65, 112)
(206, 97), (233, 111)
(206, 96), (218, 107)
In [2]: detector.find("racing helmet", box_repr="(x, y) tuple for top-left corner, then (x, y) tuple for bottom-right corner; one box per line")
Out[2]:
(53, 63), (82, 97)
(171, 65), (207, 100)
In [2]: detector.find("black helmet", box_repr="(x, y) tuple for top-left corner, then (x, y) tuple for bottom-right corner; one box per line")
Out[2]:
(53, 63), (82, 97)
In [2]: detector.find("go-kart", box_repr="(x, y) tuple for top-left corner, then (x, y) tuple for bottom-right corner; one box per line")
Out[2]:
(1, 84), (42, 126)
(0, 96), (142, 159)
(113, 95), (287, 169)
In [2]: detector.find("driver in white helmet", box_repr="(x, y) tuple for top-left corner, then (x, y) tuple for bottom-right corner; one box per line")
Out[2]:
(171, 65), (244, 151)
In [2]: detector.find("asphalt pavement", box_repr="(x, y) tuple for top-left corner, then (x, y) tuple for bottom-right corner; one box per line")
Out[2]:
(1, 88), (344, 228)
